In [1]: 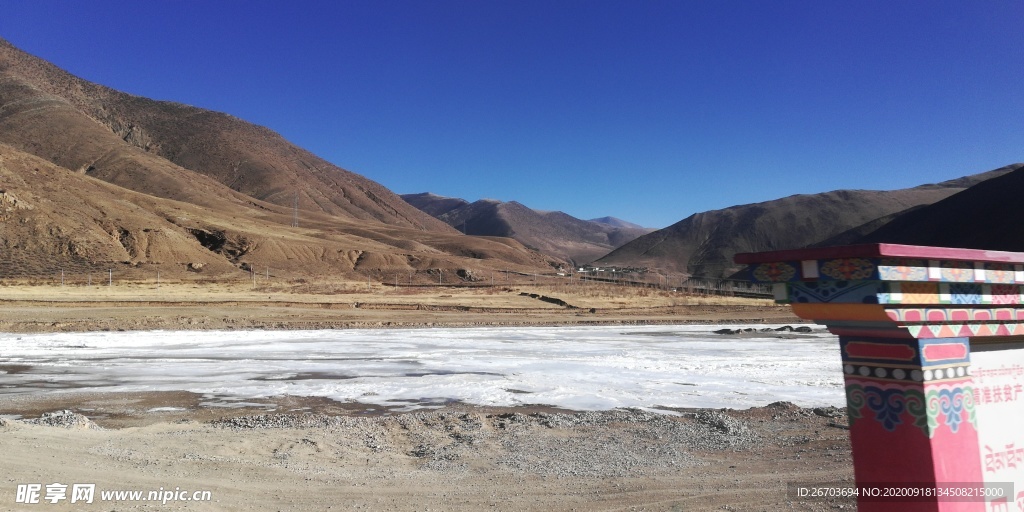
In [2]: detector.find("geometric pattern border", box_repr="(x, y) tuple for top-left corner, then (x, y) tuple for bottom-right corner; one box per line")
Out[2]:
(907, 322), (1024, 339)
(885, 307), (1024, 323)
(782, 281), (1024, 306)
(842, 363), (970, 383)
(749, 258), (1024, 284)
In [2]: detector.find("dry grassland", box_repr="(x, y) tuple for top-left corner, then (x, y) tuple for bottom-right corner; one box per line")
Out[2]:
(0, 278), (796, 333)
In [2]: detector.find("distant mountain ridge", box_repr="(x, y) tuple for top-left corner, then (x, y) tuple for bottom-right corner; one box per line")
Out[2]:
(401, 193), (653, 264)
(595, 164), (1020, 278)
(588, 217), (649, 230)
(400, 193), (470, 218)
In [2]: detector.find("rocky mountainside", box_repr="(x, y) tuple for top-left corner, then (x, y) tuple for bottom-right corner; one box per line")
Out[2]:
(594, 165), (1019, 278)
(852, 164), (1024, 251)
(0, 38), (557, 280)
(402, 194), (652, 264)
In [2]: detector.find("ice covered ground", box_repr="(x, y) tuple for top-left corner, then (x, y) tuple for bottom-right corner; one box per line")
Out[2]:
(0, 325), (844, 411)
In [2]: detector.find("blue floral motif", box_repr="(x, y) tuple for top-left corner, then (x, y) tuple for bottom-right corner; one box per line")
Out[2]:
(926, 386), (977, 434)
(847, 382), (977, 437)
(846, 383), (927, 433)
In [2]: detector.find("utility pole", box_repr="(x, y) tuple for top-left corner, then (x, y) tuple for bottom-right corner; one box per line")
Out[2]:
(292, 191), (299, 227)
(108, 269), (112, 287)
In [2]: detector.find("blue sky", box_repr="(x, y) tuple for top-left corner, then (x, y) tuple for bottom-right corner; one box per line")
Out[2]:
(3, 1), (1022, 228)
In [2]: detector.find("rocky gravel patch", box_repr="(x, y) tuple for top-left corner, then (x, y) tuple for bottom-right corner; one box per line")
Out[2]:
(205, 407), (763, 478)
(21, 409), (103, 430)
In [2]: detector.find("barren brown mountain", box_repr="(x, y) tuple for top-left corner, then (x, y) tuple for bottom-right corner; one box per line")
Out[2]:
(402, 194), (653, 264)
(853, 163), (1024, 250)
(0, 38), (558, 280)
(0, 38), (446, 230)
(595, 165), (1018, 278)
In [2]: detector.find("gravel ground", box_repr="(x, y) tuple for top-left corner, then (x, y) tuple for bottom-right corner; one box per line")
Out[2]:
(2, 397), (856, 511)
(209, 408), (761, 479)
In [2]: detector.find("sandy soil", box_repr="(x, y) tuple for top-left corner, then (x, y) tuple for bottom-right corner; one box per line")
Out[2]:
(0, 393), (855, 512)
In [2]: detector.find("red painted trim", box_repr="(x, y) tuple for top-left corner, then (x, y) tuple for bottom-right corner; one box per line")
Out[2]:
(830, 326), (915, 339)
(845, 342), (916, 361)
(734, 243), (1024, 265)
(921, 343), (968, 362)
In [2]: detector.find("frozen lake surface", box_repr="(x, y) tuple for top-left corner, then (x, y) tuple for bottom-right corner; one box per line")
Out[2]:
(0, 325), (844, 411)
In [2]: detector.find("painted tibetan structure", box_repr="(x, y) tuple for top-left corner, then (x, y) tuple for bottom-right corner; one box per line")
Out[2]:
(736, 244), (1024, 512)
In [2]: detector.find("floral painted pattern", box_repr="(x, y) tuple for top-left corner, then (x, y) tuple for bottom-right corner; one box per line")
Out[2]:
(846, 380), (977, 438)
(752, 262), (796, 282)
(846, 383), (927, 433)
(925, 386), (976, 435)
(940, 261), (975, 282)
(878, 259), (927, 281)
(987, 263), (1014, 284)
(820, 258), (876, 281)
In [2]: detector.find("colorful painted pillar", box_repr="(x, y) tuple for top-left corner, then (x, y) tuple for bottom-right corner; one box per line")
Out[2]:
(735, 244), (1024, 512)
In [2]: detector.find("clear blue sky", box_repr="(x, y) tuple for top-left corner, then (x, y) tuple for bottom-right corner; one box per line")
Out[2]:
(3, 1), (1022, 228)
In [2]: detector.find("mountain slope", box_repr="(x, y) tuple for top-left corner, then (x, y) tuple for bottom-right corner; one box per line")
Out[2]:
(0, 37), (451, 232)
(400, 193), (469, 218)
(403, 194), (652, 264)
(853, 164), (1024, 251)
(0, 143), (554, 280)
(594, 165), (1019, 277)
(0, 38), (560, 279)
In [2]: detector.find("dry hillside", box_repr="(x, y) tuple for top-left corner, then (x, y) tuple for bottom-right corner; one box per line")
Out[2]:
(0, 144), (557, 281)
(855, 164), (1024, 250)
(595, 165), (1018, 278)
(0, 39), (560, 280)
(0, 38), (447, 231)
